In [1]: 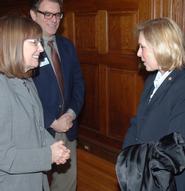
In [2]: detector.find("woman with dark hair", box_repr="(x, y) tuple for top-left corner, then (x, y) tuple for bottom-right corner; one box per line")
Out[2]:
(0, 15), (70, 191)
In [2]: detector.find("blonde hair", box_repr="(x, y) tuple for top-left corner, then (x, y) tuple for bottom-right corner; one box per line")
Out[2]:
(0, 15), (42, 78)
(136, 17), (185, 70)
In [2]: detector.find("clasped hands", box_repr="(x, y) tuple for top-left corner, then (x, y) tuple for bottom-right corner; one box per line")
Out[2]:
(51, 140), (70, 165)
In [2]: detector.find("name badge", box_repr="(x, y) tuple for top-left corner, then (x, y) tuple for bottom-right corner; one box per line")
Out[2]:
(40, 57), (50, 67)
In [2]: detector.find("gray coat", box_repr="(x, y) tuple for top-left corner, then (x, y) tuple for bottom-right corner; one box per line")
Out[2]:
(0, 74), (54, 191)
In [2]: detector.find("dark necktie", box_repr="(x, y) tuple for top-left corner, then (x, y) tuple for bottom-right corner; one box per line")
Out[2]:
(48, 40), (64, 95)
(48, 40), (65, 115)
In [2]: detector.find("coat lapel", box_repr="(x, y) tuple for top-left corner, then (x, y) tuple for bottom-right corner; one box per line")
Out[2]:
(149, 70), (178, 105)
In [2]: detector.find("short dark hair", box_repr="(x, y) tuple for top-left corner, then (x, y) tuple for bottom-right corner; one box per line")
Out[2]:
(30, 0), (63, 11)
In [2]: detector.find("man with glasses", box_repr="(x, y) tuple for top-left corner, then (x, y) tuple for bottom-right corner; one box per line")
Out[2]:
(30, 0), (85, 191)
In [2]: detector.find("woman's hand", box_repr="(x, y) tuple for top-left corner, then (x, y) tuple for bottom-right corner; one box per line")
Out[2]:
(50, 141), (70, 165)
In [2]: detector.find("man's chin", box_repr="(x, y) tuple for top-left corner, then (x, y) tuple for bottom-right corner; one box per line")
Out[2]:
(43, 30), (57, 37)
(48, 29), (58, 35)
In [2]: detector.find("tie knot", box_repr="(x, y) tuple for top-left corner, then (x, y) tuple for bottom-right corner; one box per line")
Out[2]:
(48, 40), (54, 48)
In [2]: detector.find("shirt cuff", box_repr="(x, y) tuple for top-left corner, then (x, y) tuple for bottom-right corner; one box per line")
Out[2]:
(67, 108), (76, 120)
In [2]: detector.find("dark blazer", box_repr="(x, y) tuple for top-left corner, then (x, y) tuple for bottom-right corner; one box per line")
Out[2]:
(33, 35), (84, 141)
(117, 132), (185, 191)
(123, 68), (185, 191)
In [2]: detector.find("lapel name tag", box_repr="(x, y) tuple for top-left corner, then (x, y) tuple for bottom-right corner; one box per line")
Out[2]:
(40, 57), (50, 67)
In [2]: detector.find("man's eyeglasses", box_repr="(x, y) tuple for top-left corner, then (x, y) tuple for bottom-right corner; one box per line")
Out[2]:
(37, 10), (64, 20)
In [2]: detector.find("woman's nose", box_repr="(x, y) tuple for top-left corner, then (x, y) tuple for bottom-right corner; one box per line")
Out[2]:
(137, 47), (141, 57)
(38, 42), (44, 52)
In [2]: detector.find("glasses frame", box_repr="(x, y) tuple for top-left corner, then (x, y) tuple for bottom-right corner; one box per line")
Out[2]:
(25, 38), (43, 47)
(37, 10), (64, 20)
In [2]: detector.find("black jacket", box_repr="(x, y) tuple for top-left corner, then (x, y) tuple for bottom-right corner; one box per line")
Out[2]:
(116, 133), (185, 191)
(123, 69), (185, 190)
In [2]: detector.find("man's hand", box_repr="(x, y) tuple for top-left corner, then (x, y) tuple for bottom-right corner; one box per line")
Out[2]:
(51, 113), (73, 132)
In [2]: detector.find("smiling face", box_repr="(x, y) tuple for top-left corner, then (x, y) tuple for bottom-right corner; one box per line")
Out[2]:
(30, 0), (61, 37)
(0, 16), (44, 78)
(23, 39), (44, 72)
(137, 32), (160, 72)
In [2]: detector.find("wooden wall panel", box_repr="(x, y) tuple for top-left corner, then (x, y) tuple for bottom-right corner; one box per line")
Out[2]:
(150, 0), (185, 31)
(75, 13), (97, 51)
(171, 0), (185, 31)
(80, 62), (100, 132)
(108, 11), (138, 54)
(96, 10), (108, 54)
(107, 70), (143, 141)
(0, 1), (29, 17)
(60, 12), (75, 42)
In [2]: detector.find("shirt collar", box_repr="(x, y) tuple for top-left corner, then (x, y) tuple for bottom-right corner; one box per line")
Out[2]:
(153, 70), (172, 89)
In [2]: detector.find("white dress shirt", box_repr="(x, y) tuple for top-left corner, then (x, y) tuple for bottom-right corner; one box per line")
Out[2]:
(150, 70), (172, 100)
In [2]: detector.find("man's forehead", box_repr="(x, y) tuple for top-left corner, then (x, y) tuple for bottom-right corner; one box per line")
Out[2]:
(39, 0), (62, 9)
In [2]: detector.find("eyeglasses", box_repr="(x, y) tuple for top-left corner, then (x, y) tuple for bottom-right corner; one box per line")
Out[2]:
(37, 10), (64, 20)
(25, 38), (43, 46)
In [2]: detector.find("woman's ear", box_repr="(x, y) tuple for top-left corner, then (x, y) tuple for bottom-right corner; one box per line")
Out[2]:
(30, 10), (37, 21)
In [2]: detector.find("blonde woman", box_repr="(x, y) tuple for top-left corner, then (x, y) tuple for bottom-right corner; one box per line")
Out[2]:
(120, 17), (185, 191)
